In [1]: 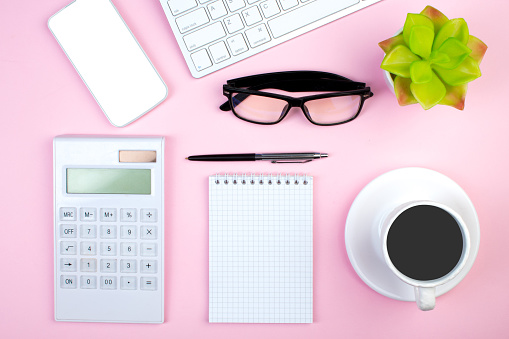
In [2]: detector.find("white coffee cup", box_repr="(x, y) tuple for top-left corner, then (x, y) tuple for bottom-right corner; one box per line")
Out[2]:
(379, 201), (471, 311)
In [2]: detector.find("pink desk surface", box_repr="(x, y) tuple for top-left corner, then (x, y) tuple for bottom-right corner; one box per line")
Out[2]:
(1, 0), (508, 337)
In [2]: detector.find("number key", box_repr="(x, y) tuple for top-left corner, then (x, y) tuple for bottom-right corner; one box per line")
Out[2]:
(80, 225), (97, 238)
(101, 259), (117, 273)
(121, 242), (137, 256)
(121, 225), (137, 239)
(100, 225), (117, 239)
(121, 259), (137, 273)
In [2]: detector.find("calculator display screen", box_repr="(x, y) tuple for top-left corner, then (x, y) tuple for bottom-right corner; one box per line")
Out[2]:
(66, 168), (151, 194)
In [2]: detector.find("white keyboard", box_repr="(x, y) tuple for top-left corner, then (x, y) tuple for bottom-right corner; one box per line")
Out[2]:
(159, 0), (383, 78)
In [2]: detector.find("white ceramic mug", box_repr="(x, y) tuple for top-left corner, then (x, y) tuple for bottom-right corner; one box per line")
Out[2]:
(379, 201), (471, 311)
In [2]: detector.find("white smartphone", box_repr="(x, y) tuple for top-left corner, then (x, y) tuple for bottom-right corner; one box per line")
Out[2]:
(48, 0), (167, 127)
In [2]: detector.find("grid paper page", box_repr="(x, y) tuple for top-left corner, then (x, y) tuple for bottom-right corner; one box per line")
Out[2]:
(209, 174), (313, 323)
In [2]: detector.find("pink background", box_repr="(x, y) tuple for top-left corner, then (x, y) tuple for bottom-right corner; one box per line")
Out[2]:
(1, 0), (508, 337)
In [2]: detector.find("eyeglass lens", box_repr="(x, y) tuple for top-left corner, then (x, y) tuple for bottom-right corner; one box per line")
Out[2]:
(231, 92), (361, 124)
(231, 93), (288, 123)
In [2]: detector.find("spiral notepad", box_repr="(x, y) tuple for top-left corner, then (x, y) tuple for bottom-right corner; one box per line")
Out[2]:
(209, 174), (313, 323)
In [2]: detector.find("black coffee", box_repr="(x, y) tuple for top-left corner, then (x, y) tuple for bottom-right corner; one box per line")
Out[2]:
(387, 205), (464, 281)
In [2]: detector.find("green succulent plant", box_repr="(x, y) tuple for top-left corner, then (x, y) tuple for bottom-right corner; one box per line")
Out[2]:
(379, 6), (487, 110)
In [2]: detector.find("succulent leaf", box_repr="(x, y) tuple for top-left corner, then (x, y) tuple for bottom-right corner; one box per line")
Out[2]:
(435, 37), (472, 70)
(409, 25), (434, 59)
(433, 56), (481, 86)
(467, 35), (488, 64)
(420, 6), (449, 34)
(429, 50), (451, 64)
(378, 34), (405, 54)
(410, 60), (433, 84)
(439, 83), (468, 110)
(433, 18), (469, 50)
(403, 14), (434, 46)
(394, 76), (418, 106)
(410, 72), (447, 110)
(381, 45), (421, 78)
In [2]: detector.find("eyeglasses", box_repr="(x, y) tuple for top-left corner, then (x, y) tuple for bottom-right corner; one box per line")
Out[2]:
(220, 71), (373, 126)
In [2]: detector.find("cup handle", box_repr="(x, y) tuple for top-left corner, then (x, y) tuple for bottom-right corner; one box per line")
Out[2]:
(414, 286), (435, 311)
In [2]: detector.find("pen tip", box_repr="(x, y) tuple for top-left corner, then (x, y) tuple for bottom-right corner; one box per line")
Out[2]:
(185, 157), (188, 160)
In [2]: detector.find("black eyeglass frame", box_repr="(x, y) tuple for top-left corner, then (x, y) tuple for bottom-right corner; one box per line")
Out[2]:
(220, 71), (374, 126)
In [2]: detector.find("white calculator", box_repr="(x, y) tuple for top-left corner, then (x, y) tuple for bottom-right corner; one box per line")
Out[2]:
(53, 136), (165, 323)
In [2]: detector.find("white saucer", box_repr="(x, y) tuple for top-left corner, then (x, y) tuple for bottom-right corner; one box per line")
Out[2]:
(345, 167), (480, 301)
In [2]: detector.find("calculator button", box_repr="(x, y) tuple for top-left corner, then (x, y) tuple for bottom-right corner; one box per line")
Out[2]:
(60, 241), (77, 255)
(60, 275), (77, 289)
(80, 241), (97, 255)
(120, 225), (137, 239)
(141, 277), (157, 291)
(100, 225), (117, 239)
(120, 208), (137, 222)
(59, 207), (76, 221)
(101, 259), (117, 273)
(80, 225), (97, 238)
(60, 225), (77, 238)
(120, 259), (137, 273)
(80, 276), (97, 289)
(80, 258), (97, 272)
(100, 242), (117, 256)
(140, 209), (157, 222)
(141, 243), (157, 257)
(100, 208), (117, 222)
(80, 208), (97, 222)
(140, 260), (157, 274)
(120, 242), (137, 256)
(100, 276), (117, 290)
(120, 276), (137, 290)
(60, 258), (77, 272)
(140, 226), (157, 240)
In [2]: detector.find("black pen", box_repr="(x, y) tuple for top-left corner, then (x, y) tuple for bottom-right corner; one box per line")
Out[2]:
(186, 153), (328, 163)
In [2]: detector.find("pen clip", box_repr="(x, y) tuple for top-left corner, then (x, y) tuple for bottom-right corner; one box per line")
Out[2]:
(271, 159), (313, 164)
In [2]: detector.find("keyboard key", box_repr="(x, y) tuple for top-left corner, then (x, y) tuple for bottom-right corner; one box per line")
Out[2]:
(141, 226), (158, 240)
(120, 225), (137, 239)
(168, 0), (197, 16)
(191, 49), (213, 71)
(120, 259), (137, 273)
(280, 0), (299, 10)
(183, 22), (226, 51)
(141, 260), (158, 274)
(80, 241), (97, 255)
(245, 24), (271, 48)
(268, 0), (359, 39)
(80, 276), (97, 289)
(60, 224), (77, 238)
(225, 0), (246, 12)
(80, 208), (97, 222)
(100, 276), (117, 290)
(80, 225), (97, 238)
(120, 276), (137, 290)
(100, 259), (117, 273)
(224, 14), (244, 34)
(141, 277), (157, 291)
(260, 0), (280, 18)
(227, 34), (249, 55)
(121, 242), (137, 256)
(80, 258), (97, 272)
(120, 208), (137, 222)
(209, 41), (230, 63)
(207, 1), (228, 20)
(242, 6), (263, 26)
(141, 243), (158, 257)
(60, 275), (77, 289)
(59, 207), (76, 221)
(60, 258), (77, 272)
(100, 225), (117, 239)
(60, 241), (77, 255)
(100, 208), (117, 222)
(176, 8), (210, 34)
(100, 242), (117, 256)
